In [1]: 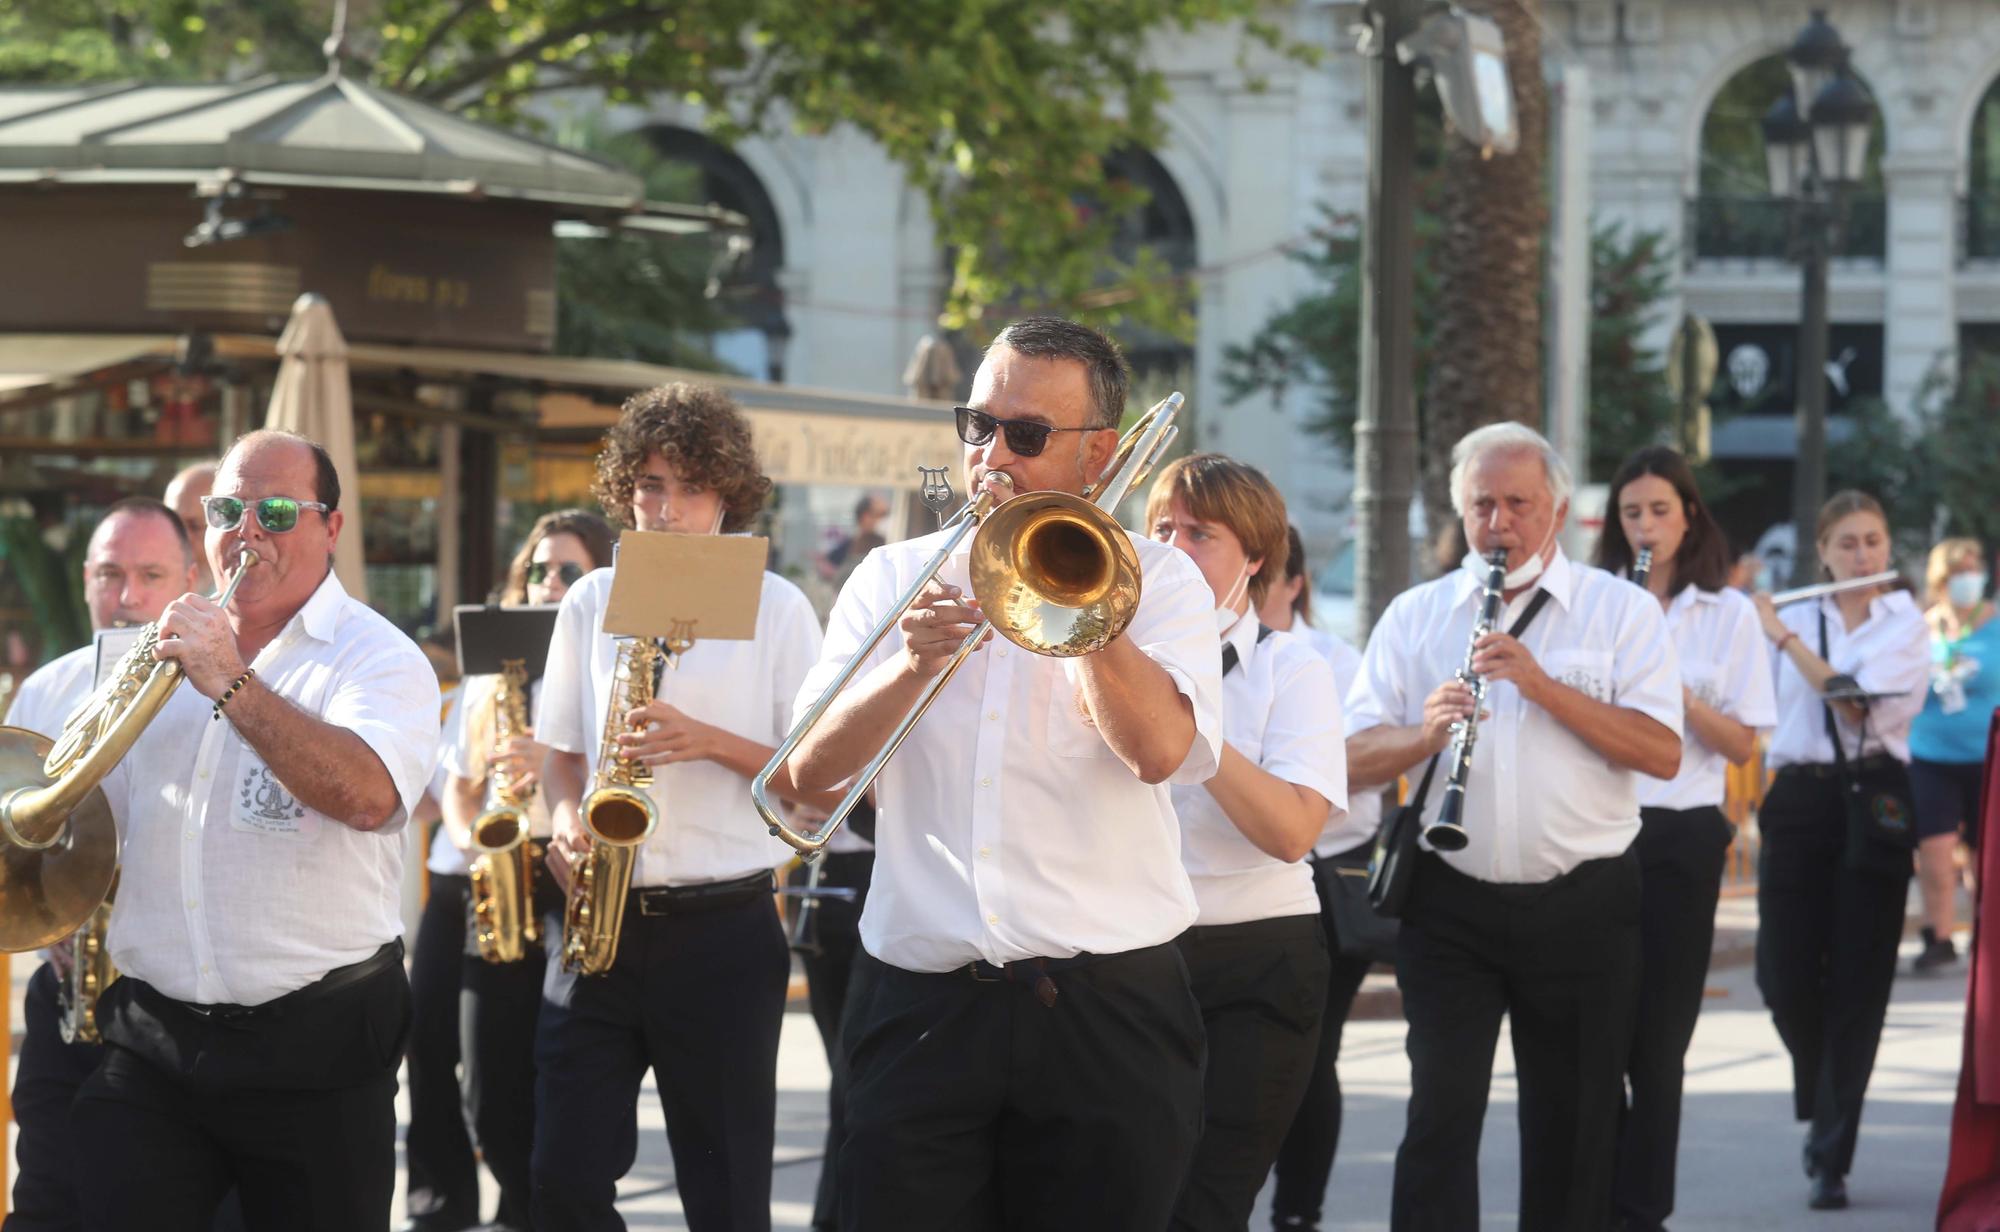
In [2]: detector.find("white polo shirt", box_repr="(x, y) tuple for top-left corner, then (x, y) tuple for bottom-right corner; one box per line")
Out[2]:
(797, 524), (1224, 974)
(1637, 585), (1777, 810)
(535, 565), (819, 887)
(101, 572), (441, 1006)
(1173, 613), (1345, 925)
(1345, 551), (1683, 884)
(1766, 588), (1928, 768)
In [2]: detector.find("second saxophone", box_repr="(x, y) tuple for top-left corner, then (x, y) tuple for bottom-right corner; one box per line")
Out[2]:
(468, 658), (540, 964)
(1428, 548), (1509, 852)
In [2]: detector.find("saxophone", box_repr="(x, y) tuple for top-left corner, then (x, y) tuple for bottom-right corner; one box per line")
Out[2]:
(468, 659), (540, 964)
(561, 638), (663, 976)
(57, 872), (117, 1044)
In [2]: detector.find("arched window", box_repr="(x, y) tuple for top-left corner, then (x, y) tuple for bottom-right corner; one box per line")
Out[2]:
(1966, 75), (2000, 260)
(1690, 54), (1886, 263)
(1098, 147), (1198, 388)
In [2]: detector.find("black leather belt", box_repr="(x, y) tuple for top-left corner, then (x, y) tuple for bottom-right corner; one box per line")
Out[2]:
(1778, 753), (1897, 780)
(962, 952), (1106, 1007)
(180, 938), (404, 1024)
(633, 871), (774, 917)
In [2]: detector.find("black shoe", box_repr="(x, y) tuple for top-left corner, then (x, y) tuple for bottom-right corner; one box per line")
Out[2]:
(399, 1215), (478, 1232)
(1273, 1218), (1319, 1232)
(1915, 935), (1959, 974)
(1809, 1173), (1849, 1210)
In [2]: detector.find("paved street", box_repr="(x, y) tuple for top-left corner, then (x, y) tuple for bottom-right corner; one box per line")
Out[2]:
(2, 913), (1966, 1230)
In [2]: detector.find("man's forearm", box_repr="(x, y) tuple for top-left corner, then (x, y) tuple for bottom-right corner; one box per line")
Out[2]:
(1347, 724), (1436, 790)
(706, 728), (845, 812)
(1073, 635), (1195, 784)
(1529, 682), (1681, 779)
(787, 656), (931, 793)
(227, 682), (403, 831)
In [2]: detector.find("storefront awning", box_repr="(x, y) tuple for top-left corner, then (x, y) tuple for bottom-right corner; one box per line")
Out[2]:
(0, 333), (175, 393)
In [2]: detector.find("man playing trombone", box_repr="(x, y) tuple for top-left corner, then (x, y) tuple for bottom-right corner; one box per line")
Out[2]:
(786, 316), (1225, 1232)
(1344, 423), (1682, 1232)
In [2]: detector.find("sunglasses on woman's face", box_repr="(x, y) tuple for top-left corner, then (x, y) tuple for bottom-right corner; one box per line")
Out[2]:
(953, 407), (1096, 459)
(200, 495), (331, 534)
(527, 561), (585, 587)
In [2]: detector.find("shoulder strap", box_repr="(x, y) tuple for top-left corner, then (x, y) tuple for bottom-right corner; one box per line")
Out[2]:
(1818, 606), (1852, 773)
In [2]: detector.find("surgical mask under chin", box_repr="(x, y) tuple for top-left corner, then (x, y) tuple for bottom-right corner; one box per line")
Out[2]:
(1949, 571), (1989, 609)
(1214, 561), (1253, 631)
(1463, 525), (1555, 590)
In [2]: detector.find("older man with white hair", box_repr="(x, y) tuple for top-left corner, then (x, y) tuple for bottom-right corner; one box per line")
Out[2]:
(1345, 421), (1684, 1232)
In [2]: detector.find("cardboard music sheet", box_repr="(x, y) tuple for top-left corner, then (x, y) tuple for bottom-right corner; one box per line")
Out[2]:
(603, 531), (768, 642)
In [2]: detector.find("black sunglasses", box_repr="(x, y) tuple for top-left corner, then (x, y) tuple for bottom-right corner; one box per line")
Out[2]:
(953, 407), (1097, 458)
(527, 561), (585, 587)
(201, 495), (331, 534)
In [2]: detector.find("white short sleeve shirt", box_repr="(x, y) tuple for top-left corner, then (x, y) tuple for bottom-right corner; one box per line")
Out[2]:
(1299, 627), (1381, 857)
(1766, 589), (1929, 768)
(796, 526), (1225, 973)
(1345, 552), (1683, 884)
(535, 565), (820, 886)
(1173, 614), (1346, 925)
(3, 645), (95, 739)
(102, 572), (441, 1006)
(1637, 586), (1777, 810)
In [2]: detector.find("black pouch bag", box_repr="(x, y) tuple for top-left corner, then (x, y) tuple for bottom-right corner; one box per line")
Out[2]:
(1818, 608), (1918, 877)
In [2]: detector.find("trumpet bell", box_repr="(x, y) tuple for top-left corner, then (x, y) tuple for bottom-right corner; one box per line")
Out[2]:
(0, 728), (118, 953)
(969, 492), (1141, 658)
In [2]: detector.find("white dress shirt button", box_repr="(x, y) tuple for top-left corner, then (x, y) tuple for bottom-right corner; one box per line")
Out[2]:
(980, 777), (992, 788)
(987, 913), (999, 924)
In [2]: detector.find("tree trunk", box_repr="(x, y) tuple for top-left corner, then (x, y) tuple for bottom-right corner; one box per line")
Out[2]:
(1418, 0), (1548, 547)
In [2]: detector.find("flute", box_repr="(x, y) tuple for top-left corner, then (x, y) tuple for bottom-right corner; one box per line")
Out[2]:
(1766, 570), (1899, 607)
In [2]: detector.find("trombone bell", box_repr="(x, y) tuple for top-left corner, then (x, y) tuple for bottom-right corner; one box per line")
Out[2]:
(971, 492), (1142, 658)
(0, 728), (118, 953)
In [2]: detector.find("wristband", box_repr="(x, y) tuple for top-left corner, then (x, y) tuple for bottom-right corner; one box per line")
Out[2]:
(212, 668), (256, 721)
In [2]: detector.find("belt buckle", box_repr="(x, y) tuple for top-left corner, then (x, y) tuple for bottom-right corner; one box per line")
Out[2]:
(637, 889), (673, 917)
(968, 962), (1002, 983)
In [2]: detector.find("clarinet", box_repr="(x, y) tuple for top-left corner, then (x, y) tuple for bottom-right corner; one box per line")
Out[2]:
(1428, 548), (1509, 852)
(1632, 546), (1654, 590)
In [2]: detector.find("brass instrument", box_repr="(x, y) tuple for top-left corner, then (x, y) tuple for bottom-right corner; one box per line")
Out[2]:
(561, 637), (664, 975)
(58, 874), (116, 1043)
(0, 549), (258, 953)
(468, 659), (540, 964)
(1429, 548), (1508, 853)
(752, 392), (1184, 859)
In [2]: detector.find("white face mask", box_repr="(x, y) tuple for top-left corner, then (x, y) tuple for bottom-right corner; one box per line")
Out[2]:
(1214, 560), (1252, 632)
(1462, 521), (1557, 590)
(1949, 571), (1988, 609)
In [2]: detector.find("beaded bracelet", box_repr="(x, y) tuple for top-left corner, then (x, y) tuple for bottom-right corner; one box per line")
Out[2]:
(212, 668), (257, 721)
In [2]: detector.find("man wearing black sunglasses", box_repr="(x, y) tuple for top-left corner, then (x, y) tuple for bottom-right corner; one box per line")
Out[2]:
(69, 429), (441, 1232)
(788, 316), (1225, 1232)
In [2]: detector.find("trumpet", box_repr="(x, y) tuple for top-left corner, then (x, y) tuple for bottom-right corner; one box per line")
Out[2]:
(0, 548), (258, 952)
(561, 637), (663, 975)
(467, 659), (540, 964)
(1429, 548), (1509, 852)
(752, 392), (1184, 859)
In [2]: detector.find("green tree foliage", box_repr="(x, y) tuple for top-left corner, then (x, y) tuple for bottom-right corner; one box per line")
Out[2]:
(0, 0), (1307, 338)
(1222, 213), (1682, 486)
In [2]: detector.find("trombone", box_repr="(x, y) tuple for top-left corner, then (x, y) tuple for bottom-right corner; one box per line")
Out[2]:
(751, 392), (1185, 859)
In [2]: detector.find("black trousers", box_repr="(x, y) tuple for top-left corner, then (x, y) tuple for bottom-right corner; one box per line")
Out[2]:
(1269, 856), (1382, 1227)
(838, 942), (1205, 1232)
(408, 871), (479, 1223)
(5, 961), (104, 1232)
(788, 850), (874, 1231)
(70, 948), (410, 1232)
(1611, 805), (1733, 1231)
(1391, 850), (1641, 1232)
(462, 858), (564, 1232)
(530, 892), (790, 1232)
(1171, 914), (1329, 1232)
(1755, 769), (1912, 1180)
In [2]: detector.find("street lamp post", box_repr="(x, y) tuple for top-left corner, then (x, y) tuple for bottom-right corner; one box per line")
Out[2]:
(1760, 9), (1875, 586)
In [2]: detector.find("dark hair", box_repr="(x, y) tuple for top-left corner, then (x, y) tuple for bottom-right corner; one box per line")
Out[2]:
(1281, 524), (1312, 621)
(499, 509), (618, 605)
(100, 495), (194, 567)
(591, 383), (772, 532)
(988, 316), (1129, 430)
(1142, 453), (1291, 606)
(853, 493), (885, 522)
(1593, 445), (1732, 595)
(223, 429), (341, 512)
